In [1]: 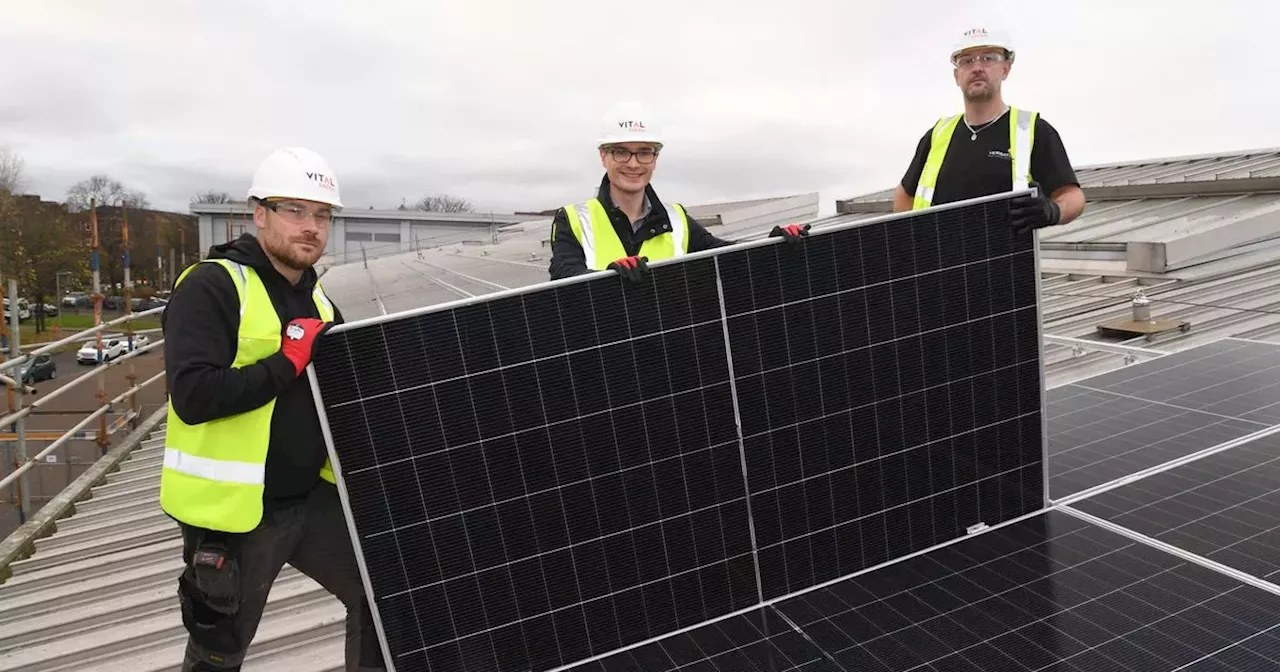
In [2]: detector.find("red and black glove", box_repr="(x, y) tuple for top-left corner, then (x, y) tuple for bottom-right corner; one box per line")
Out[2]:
(606, 255), (650, 284)
(769, 223), (811, 244)
(281, 318), (332, 376)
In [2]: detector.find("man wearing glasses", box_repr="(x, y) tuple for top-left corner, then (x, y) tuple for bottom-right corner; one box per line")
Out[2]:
(160, 147), (385, 671)
(893, 27), (1086, 234)
(549, 102), (809, 282)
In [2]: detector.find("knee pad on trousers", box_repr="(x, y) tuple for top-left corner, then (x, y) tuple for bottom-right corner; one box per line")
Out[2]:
(178, 568), (244, 659)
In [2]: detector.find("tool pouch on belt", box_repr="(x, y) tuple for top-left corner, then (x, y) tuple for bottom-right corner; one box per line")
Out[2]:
(178, 533), (243, 654)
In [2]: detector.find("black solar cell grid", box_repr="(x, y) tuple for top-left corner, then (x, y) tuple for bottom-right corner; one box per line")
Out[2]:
(1046, 383), (1267, 499)
(716, 198), (1043, 598)
(309, 192), (1049, 671)
(1071, 431), (1280, 587)
(574, 510), (1280, 671)
(1066, 338), (1280, 422)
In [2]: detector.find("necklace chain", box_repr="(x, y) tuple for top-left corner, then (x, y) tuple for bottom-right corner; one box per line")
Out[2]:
(964, 105), (1009, 140)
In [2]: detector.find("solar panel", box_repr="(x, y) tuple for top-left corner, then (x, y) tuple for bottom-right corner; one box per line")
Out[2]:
(563, 607), (842, 672)
(313, 256), (758, 670)
(1070, 431), (1280, 586)
(1067, 338), (1280, 420)
(1046, 384), (1267, 499)
(307, 191), (1048, 671)
(714, 195), (1045, 599)
(573, 510), (1280, 671)
(1041, 338), (1280, 500)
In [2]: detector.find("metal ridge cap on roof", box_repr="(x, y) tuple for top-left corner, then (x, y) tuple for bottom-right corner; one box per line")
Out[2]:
(1072, 145), (1280, 172)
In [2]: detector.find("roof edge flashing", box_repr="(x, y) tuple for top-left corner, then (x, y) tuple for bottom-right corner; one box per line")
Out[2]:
(1084, 177), (1280, 201)
(1125, 200), (1280, 272)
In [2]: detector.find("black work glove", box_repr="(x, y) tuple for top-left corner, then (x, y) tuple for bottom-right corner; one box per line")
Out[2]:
(769, 223), (811, 243)
(607, 255), (650, 284)
(1009, 181), (1061, 234)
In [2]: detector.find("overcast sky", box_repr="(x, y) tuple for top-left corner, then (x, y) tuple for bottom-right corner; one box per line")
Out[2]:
(2, 1), (1275, 216)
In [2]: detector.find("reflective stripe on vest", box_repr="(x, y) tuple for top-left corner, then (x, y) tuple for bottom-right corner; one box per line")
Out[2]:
(912, 107), (1038, 210)
(563, 198), (690, 270)
(159, 258), (336, 533)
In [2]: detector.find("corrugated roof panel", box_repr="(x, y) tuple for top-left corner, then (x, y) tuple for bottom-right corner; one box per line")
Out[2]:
(1038, 193), (1280, 249)
(1113, 194), (1276, 243)
(1155, 152), (1278, 183)
(1245, 156), (1280, 178)
(1212, 154), (1280, 180)
(1089, 162), (1174, 186)
(1133, 157), (1228, 182)
(1038, 197), (1196, 242)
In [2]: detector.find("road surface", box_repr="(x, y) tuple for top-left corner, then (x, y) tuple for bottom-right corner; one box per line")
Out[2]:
(3, 345), (168, 435)
(1, 342), (169, 536)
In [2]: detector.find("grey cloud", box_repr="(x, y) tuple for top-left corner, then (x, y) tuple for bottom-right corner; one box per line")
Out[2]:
(2, 0), (1278, 218)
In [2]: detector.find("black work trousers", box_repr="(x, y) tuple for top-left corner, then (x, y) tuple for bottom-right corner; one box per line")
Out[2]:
(177, 481), (385, 671)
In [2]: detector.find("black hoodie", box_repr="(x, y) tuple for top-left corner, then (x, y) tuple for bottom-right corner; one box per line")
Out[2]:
(162, 233), (345, 511)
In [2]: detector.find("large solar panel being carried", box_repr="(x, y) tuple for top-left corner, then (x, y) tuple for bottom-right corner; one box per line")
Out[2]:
(308, 192), (1280, 671)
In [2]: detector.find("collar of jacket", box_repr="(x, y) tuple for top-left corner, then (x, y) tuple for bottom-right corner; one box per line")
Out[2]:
(208, 233), (320, 292)
(596, 174), (671, 228)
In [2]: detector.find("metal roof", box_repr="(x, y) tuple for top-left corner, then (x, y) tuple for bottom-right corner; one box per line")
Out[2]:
(9, 152), (1280, 670)
(839, 146), (1280, 206)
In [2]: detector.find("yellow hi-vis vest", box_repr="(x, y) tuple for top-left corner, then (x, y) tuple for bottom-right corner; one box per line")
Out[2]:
(563, 197), (691, 269)
(912, 107), (1038, 210)
(159, 258), (337, 533)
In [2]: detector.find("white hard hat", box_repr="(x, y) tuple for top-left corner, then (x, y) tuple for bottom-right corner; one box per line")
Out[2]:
(950, 27), (1015, 64)
(596, 102), (663, 147)
(247, 147), (344, 209)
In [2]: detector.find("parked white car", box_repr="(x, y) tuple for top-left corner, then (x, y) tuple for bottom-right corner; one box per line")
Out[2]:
(124, 333), (151, 352)
(2, 297), (31, 322)
(77, 338), (127, 364)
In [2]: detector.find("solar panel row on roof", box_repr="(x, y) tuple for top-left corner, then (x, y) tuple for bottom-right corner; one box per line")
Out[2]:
(569, 510), (1280, 672)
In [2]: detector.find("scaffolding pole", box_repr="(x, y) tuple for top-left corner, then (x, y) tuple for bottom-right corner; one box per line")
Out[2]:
(7, 277), (29, 522)
(90, 199), (108, 455)
(122, 207), (138, 432)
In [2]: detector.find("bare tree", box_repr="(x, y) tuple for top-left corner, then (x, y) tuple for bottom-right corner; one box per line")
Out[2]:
(65, 174), (150, 212)
(191, 190), (233, 204)
(0, 146), (25, 195)
(123, 189), (150, 209)
(412, 194), (474, 213)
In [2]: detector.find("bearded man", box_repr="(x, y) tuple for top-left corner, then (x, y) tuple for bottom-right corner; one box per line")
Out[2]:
(160, 147), (385, 671)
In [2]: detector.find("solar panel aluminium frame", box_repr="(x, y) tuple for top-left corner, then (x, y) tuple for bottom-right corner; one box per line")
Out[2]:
(306, 188), (1051, 671)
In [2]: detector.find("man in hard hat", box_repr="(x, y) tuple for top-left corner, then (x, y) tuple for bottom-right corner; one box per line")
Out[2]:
(894, 27), (1086, 233)
(549, 102), (809, 282)
(160, 147), (384, 671)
